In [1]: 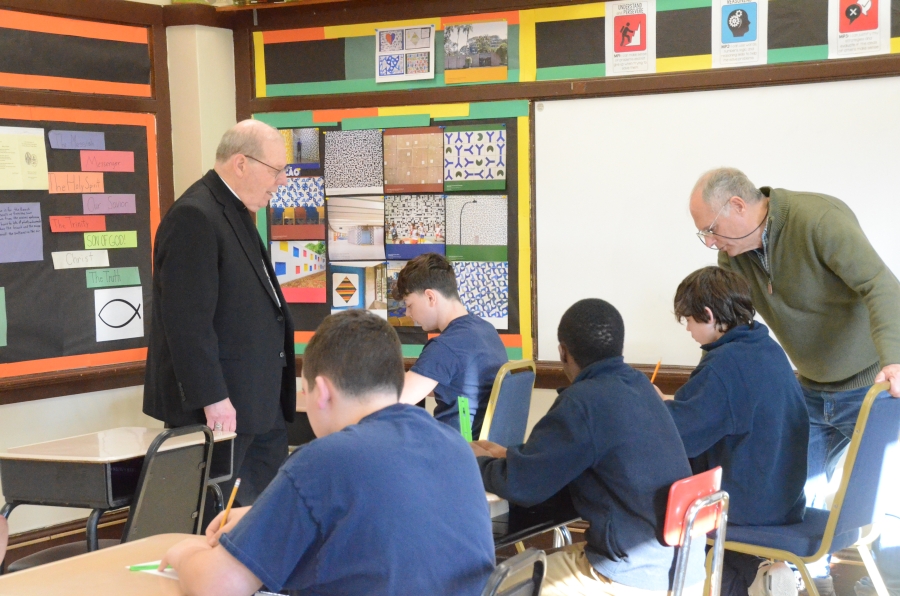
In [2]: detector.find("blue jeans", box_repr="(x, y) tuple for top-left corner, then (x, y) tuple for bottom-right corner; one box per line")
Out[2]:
(803, 386), (900, 596)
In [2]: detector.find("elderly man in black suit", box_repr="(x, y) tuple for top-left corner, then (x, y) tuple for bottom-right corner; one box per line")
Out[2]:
(144, 120), (295, 505)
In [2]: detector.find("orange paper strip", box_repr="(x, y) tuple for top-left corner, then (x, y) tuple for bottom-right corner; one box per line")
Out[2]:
(48, 172), (104, 194)
(49, 215), (106, 233)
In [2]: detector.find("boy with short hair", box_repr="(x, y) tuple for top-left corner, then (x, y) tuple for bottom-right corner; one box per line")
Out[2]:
(665, 266), (809, 596)
(395, 253), (508, 437)
(161, 310), (496, 596)
(472, 299), (704, 596)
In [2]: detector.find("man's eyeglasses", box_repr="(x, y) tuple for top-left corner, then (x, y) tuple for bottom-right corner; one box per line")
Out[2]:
(245, 154), (288, 178)
(696, 201), (769, 248)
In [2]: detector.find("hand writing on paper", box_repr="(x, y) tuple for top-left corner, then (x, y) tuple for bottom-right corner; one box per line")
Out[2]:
(206, 506), (251, 546)
(471, 440), (507, 459)
(204, 398), (237, 432)
(874, 364), (900, 398)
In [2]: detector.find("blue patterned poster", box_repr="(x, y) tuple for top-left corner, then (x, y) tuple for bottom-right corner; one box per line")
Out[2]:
(375, 25), (436, 83)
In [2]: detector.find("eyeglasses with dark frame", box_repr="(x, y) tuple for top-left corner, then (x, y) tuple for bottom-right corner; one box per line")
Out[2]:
(245, 154), (288, 178)
(695, 201), (770, 248)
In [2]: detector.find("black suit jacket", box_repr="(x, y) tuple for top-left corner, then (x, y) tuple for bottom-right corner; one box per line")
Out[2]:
(143, 170), (296, 434)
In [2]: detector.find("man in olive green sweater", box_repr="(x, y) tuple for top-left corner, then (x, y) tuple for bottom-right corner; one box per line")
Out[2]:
(688, 167), (900, 596)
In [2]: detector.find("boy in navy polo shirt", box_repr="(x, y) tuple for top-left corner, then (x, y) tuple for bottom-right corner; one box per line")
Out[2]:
(395, 253), (508, 437)
(161, 310), (495, 596)
(472, 299), (704, 596)
(663, 266), (808, 596)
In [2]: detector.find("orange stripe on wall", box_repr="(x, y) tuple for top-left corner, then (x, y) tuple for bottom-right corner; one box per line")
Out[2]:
(295, 331), (315, 343)
(263, 28), (325, 44)
(441, 11), (520, 26)
(314, 108), (379, 123)
(0, 72), (151, 97)
(0, 349), (147, 379)
(0, 8), (148, 44)
(500, 335), (523, 348)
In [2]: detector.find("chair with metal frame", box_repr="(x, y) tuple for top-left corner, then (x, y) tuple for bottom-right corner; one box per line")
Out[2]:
(479, 360), (537, 447)
(717, 382), (899, 596)
(481, 548), (547, 596)
(8, 425), (213, 572)
(664, 466), (729, 596)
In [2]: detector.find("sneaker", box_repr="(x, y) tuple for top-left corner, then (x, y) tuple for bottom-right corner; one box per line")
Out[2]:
(799, 576), (836, 596)
(854, 577), (878, 596)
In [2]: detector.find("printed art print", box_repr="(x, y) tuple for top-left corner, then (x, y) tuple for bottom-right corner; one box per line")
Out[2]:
(443, 20), (509, 84)
(452, 261), (509, 330)
(375, 25), (436, 83)
(712, 0), (768, 67)
(604, 0), (657, 76)
(443, 125), (507, 192)
(828, 0), (891, 58)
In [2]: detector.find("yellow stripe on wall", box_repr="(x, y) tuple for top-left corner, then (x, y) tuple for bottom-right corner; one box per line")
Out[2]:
(892, 37), (900, 54)
(325, 18), (443, 39)
(656, 54), (712, 73)
(517, 113), (533, 361)
(378, 104), (470, 118)
(529, 3), (605, 21)
(518, 10), (537, 82)
(253, 31), (267, 98)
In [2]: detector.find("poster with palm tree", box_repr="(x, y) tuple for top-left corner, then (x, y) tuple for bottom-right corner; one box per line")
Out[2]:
(443, 21), (508, 84)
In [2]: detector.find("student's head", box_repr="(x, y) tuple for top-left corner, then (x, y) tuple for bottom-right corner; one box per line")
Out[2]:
(557, 299), (625, 381)
(674, 266), (755, 345)
(301, 310), (405, 437)
(214, 119), (288, 213)
(392, 253), (461, 331)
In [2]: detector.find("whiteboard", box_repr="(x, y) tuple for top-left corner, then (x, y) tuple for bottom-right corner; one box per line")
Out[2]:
(534, 76), (900, 365)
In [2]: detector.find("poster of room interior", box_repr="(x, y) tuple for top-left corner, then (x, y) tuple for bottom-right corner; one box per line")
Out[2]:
(256, 110), (524, 360)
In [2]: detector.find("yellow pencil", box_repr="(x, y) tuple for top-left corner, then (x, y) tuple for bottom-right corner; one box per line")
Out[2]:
(650, 359), (662, 384)
(219, 478), (241, 531)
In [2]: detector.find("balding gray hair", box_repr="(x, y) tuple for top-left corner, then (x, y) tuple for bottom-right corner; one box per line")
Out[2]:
(215, 119), (281, 163)
(695, 167), (763, 207)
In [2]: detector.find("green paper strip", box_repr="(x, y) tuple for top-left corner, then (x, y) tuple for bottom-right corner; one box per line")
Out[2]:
(256, 208), (268, 244)
(254, 112), (337, 128)
(84, 231), (137, 250)
(536, 64), (605, 81)
(445, 245), (508, 262)
(506, 347), (523, 360)
(86, 267), (141, 289)
(342, 114), (431, 130)
(458, 396), (472, 442)
(444, 180), (507, 192)
(0, 287), (6, 348)
(767, 45), (829, 64)
(657, 0), (712, 10)
(295, 342), (307, 355)
(437, 100), (530, 121)
(401, 344), (425, 358)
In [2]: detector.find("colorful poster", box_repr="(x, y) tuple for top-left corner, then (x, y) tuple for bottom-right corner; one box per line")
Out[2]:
(323, 130), (384, 196)
(713, 0), (768, 67)
(387, 261), (415, 326)
(443, 21), (509, 84)
(271, 176), (325, 241)
(327, 196), (386, 261)
(270, 241), (326, 303)
(452, 261), (509, 330)
(0, 127), (49, 190)
(385, 195), (445, 260)
(0, 203), (43, 264)
(94, 286), (144, 342)
(443, 125), (507, 192)
(279, 128), (320, 174)
(604, 1), (657, 76)
(330, 261), (388, 320)
(828, 0), (891, 58)
(383, 127), (444, 193)
(445, 195), (508, 262)
(376, 25), (436, 83)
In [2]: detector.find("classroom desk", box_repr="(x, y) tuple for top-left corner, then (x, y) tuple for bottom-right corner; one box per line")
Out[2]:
(491, 492), (580, 550)
(0, 533), (189, 596)
(0, 427), (235, 551)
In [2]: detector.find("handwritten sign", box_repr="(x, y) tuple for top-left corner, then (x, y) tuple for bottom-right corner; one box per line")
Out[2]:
(82, 194), (136, 215)
(84, 231), (137, 249)
(48, 172), (104, 194)
(86, 267), (141, 289)
(51, 250), (109, 269)
(0, 203), (43, 263)
(48, 130), (105, 150)
(80, 151), (134, 173)
(49, 216), (106, 233)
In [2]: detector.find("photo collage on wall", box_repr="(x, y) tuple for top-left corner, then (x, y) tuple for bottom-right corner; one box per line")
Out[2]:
(266, 120), (515, 342)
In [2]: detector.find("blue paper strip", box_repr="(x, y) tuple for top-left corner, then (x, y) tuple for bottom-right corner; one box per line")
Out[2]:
(48, 130), (105, 150)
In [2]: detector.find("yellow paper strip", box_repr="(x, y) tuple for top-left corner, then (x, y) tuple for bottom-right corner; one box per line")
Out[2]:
(444, 66), (508, 84)
(892, 37), (900, 54)
(253, 32), (267, 98)
(325, 18), (443, 39)
(656, 54), (712, 73)
(517, 114), (533, 361)
(529, 3), (605, 22)
(378, 104), (471, 119)
(518, 11), (538, 83)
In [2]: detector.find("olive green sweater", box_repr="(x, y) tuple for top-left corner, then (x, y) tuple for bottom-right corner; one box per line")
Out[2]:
(719, 187), (900, 391)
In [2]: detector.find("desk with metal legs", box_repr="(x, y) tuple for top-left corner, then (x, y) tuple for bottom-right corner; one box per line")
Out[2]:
(0, 427), (235, 552)
(491, 491), (580, 550)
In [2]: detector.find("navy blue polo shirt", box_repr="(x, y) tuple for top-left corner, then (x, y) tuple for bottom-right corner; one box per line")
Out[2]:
(219, 404), (495, 595)
(411, 314), (508, 437)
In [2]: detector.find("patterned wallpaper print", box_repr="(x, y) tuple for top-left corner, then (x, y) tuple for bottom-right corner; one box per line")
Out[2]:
(385, 195), (445, 236)
(444, 125), (507, 192)
(271, 176), (324, 208)
(280, 128), (320, 170)
(383, 128), (443, 193)
(324, 129), (384, 195)
(445, 195), (507, 246)
(453, 261), (509, 329)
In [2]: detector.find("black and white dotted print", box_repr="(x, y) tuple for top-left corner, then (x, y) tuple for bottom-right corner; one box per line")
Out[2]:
(324, 130), (384, 195)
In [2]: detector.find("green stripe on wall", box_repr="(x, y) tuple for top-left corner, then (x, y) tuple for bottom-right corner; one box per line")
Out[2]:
(267, 68), (520, 97)
(256, 207), (268, 244)
(402, 344), (425, 358)
(657, 0), (712, 10)
(345, 35), (375, 80)
(342, 114), (431, 130)
(254, 111), (337, 128)
(536, 63), (605, 81)
(506, 347), (523, 360)
(444, 179), (507, 192)
(767, 45), (829, 64)
(445, 245), (508, 261)
(434, 100), (529, 120)
(295, 343), (307, 355)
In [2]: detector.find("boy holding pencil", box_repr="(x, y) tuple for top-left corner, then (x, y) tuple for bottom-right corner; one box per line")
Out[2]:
(161, 310), (495, 596)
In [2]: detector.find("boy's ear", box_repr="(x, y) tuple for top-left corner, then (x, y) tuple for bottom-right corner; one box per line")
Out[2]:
(423, 288), (438, 306)
(314, 375), (336, 410)
(704, 306), (718, 328)
(558, 343), (569, 364)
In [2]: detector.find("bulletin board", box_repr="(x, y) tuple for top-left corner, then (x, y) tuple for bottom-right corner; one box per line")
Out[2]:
(0, 105), (160, 379)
